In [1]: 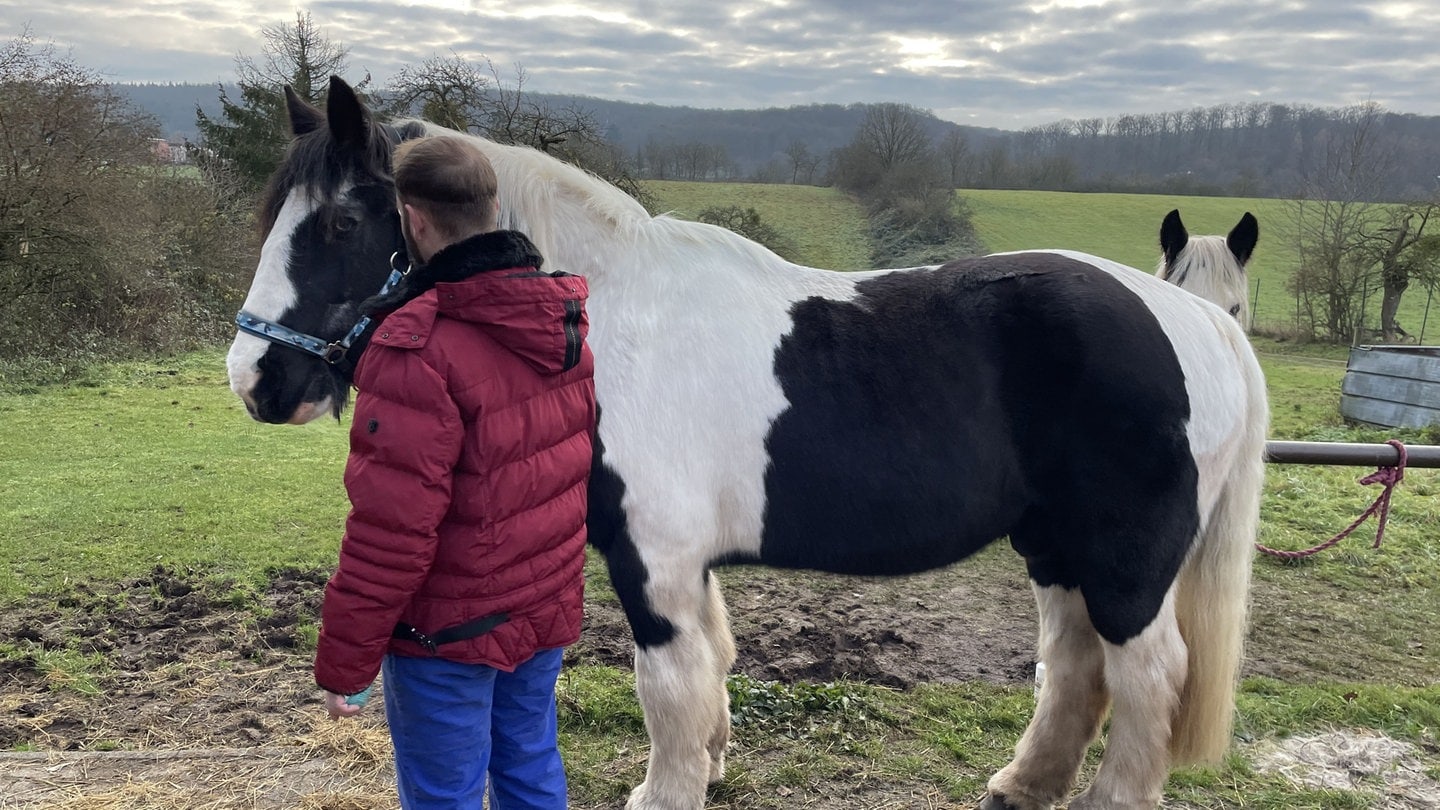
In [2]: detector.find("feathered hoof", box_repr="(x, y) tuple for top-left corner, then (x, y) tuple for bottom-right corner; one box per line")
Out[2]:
(1066, 791), (1156, 810)
(976, 792), (1048, 810)
(625, 781), (705, 810)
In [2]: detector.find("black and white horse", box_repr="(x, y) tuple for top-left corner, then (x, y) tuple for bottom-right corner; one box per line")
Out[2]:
(227, 78), (1269, 810)
(1156, 208), (1258, 324)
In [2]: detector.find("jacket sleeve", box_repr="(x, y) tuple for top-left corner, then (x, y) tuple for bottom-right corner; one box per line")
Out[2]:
(314, 347), (462, 695)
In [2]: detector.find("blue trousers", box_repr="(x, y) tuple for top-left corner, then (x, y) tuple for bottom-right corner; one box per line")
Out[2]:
(382, 648), (567, 810)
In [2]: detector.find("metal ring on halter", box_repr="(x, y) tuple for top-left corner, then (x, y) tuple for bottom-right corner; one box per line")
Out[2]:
(390, 250), (412, 276)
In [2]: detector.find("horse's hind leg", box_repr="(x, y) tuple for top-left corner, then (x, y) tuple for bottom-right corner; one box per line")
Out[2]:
(1068, 588), (1186, 810)
(623, 562), (731, 810)
(983, 584), (1109, 810)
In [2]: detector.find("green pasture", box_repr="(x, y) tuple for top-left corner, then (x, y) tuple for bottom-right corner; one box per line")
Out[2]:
(963, 188), (1439, 342)
(644, 180), (1440, 342)
(1, 342), (1437, 807)
(644, 179), (872, 271)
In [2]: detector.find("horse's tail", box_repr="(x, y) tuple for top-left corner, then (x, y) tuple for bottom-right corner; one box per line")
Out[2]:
(1169, 346), (1267, 765)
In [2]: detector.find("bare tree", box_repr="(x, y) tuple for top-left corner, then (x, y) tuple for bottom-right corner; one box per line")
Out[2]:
(1359, 203), (1437, 340)
(239, 11), (353, 102)
(783, 139), (813, 184)
(938, 129), (971, 188)
(384, 53), (490, 132)
(1286, 102), (1400, 341)
(383, 57), (649, 203)
(196, 12), (362, 188)
(856, 102), (933, 172)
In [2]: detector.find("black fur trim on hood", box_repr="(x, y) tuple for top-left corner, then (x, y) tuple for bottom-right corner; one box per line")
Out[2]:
(361, 230), (546, 316)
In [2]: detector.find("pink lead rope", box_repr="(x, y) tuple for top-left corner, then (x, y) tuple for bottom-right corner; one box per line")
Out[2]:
(1255, 439), (1408, 561)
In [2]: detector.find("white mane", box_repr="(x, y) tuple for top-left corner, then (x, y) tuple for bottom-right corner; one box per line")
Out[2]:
(1156, 235), (1249, 322)
(399, 121), (801, 289)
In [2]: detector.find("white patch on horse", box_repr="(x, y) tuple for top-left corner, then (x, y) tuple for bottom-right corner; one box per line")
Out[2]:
(586, 218), (866, 567)
(225, 186), (313, 410)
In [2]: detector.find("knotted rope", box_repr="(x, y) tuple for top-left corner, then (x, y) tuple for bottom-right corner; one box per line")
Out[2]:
(1255, 440), (1408, 560)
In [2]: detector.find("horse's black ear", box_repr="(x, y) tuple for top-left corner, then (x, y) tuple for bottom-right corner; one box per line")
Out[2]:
(285, 86), (324, 137)
(326, 75), (370, 147)
(1160, 209), (1188, 268)
(1227, 212), (1259, 266)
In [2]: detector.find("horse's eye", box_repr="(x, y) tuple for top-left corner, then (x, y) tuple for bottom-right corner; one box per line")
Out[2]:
(1229, 305), (1241, 317)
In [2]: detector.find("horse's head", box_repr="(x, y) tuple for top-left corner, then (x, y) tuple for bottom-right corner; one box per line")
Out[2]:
(1157, 209), (1258, 323)
(227, 76), (413, 424)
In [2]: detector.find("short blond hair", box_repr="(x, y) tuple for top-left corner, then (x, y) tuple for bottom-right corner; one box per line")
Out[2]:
(393, 136), (499, 239)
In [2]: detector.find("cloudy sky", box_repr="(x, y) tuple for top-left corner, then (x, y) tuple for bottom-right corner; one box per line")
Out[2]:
(5, 0), (1438, 129)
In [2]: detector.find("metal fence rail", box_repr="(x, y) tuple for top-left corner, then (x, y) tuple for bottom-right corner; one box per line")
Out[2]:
(1264, 440), (1440, 468)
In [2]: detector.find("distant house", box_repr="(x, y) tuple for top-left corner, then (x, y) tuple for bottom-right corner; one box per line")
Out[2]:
(149, 138), (190, 164)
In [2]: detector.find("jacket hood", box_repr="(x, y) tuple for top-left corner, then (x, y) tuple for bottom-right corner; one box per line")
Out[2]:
(437, 272), (589, 375)
(366, 230), (589, 376)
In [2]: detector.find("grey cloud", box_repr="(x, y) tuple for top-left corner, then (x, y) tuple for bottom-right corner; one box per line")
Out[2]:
(7, 0), (1440, 129)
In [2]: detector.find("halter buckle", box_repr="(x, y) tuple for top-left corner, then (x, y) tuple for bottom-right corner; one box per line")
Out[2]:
(322, 343), (348, 364)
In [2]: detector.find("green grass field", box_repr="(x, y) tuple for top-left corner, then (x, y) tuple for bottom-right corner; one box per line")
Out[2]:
(963, 188), (1438, 342)
(644, 180), (1440, 343)
(644, 179), (872, 270)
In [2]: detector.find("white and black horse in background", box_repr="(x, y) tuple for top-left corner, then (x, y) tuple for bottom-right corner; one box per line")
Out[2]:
(226, 78), (1269, 810)
(1156, 209), (1258, 325)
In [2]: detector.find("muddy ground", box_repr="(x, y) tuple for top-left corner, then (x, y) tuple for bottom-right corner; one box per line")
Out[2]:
(0, 556), (1434, 807)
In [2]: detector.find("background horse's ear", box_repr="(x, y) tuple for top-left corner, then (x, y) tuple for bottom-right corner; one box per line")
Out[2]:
(1160, 209), (1188, 268)
(285, 86), (324, 137)
(1227, 213), (1259, 266)
(325, 75), (370, 147)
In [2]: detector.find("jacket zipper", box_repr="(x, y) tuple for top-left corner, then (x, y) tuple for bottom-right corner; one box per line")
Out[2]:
(562, 299), (582, 371)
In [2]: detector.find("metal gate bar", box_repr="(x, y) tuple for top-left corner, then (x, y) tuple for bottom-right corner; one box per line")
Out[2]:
(1264, 440), (1440, 468)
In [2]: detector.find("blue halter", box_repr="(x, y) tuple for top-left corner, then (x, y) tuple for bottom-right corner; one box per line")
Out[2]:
(234, 252), (409, 367)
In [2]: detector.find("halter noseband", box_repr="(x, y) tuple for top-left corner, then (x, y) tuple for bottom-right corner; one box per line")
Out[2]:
(234, 252), (409, 367)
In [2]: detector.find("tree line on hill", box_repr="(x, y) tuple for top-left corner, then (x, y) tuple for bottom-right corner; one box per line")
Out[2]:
(124, 80), (1440, 205)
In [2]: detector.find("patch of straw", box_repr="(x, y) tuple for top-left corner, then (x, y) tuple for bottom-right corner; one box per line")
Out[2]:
(292, 712), (395, 777)
(1250, 729), (1440, 809)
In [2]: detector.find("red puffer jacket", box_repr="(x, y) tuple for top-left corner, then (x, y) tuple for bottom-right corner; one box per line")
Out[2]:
(314, 232), (595, 696)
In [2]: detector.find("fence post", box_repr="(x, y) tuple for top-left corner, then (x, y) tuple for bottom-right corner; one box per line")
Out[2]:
(1421, 281), (1434, 345)
(1250, 277), (1260, 333)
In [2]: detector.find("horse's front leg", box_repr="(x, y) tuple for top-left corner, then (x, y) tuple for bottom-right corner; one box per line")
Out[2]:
(610, 550), (732, 810)
(699, 572), (737, 782)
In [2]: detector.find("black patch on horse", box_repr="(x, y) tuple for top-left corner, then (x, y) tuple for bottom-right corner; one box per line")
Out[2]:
(587, 408), (677, 649)
(758, 253), (1199, 645)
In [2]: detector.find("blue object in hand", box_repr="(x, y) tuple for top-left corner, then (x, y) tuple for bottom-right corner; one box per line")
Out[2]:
(344, 684), (374, 707)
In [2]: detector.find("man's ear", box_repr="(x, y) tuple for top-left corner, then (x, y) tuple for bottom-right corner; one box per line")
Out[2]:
(402, 203), (424, 235)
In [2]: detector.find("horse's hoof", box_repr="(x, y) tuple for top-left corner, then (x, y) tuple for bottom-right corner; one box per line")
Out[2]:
(624, 783), (649, 810)
(979, 792), (1058, 810)
(626, 781), (705, 810)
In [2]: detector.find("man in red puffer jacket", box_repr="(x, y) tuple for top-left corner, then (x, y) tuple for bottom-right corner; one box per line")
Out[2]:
(314, 134), (595, 810)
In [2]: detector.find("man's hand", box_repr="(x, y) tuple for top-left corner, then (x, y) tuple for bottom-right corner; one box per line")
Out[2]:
(324, 684), (373, 720)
